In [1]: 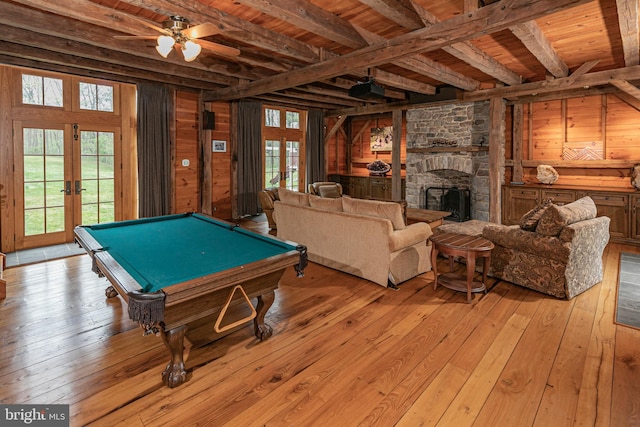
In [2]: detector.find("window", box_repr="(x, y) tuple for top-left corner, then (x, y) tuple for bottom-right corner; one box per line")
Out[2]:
(21, 74), (63, 107)
(262, 106), (306, 191)
(79, 82), (114, 112)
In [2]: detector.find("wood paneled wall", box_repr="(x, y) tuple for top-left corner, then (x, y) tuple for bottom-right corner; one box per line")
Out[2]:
(517, 94), (640, 188)
(208, 101), (232, 220)
(327, 114), (407, 177)
(174, 95), (232, 220)
(174, 91), (200, 214)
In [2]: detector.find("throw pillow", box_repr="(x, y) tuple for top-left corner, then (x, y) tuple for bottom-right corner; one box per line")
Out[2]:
(535, 196), (597, 236)
(277, 188), (310, 206)
(557, 196), (597, 224)
(342, 197), (406, 230)
(309, 194), (343, 211)
(519, 198), (553, 231)
(535, 204), (565, 236)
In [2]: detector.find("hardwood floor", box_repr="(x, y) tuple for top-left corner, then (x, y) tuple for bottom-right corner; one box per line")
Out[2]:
(1, 223), (639, 426)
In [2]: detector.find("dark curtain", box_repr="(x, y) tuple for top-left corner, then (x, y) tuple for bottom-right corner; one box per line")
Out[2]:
(136, 83), (172, 218)
(306, 109), (325, 185)
(237, 100), (262, 216)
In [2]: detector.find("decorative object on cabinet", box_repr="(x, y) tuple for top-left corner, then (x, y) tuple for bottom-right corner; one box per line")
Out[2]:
(366, 159), (391, 176)
(631, 163), (640, 191)
(537, 164), (559, 184)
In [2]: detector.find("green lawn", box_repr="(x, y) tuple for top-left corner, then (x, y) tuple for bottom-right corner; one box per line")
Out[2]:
(23, 155), (115, 235)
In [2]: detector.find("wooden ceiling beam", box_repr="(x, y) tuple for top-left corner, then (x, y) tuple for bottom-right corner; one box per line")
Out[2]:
(8, 0), (294, 74)
(0, 44), (217, 90)
(204, 0), (592, 101)
(464, 65), (640, 101)
(358, 0), (424, 29)
(370, 68), (435, 95)
(355, 27), (476, 91)
(0, 25), (239, 86)
(236, 0), (367, 49)
(616, 0), (640, 67)
(610, 79), (640, 101)
(118, 0), (320, 62)
(411, 1), (522, 85)
(509, 20), (569, 78)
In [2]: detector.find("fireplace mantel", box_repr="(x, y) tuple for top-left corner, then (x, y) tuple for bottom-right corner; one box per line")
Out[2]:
(407, 146), (488, 154)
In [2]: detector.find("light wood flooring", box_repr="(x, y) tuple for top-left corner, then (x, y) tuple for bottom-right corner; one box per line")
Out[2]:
(1, 221), (639, 426)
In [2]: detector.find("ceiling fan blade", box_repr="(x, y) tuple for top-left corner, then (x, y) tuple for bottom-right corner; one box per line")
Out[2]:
(126, 14), (167, 34)
(197, 39), (240, 57)
(182, 22), (220, 39)
(114, 35), (158, 40)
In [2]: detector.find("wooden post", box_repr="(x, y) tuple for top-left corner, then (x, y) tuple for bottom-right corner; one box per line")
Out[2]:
(489, 97), (506, 224)
(513, 103), (524, 182)
(392, 109), (402, 200)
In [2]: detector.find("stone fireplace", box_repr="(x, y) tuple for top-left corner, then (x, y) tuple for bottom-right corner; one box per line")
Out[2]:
(405, 101), (491, 221)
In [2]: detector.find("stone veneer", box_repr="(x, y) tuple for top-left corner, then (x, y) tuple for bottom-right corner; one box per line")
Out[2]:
(405, 101), (491, 221)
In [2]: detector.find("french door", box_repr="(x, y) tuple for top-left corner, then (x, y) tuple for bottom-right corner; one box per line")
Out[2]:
(14, 121), (120, 249)
(263, 106), (306, 191)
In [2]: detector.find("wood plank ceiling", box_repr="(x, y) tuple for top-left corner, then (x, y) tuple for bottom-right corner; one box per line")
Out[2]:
(0, 0), (638, 112)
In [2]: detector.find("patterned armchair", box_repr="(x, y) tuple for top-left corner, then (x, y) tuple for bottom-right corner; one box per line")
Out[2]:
(482, 196), (610, 299)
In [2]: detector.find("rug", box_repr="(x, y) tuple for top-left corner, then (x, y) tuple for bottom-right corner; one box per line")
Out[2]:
(5, 243), (86, 268)
(616, 252), (640, 329)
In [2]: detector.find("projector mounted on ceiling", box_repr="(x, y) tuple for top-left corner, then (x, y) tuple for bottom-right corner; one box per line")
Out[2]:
(349, 78), (385, 99)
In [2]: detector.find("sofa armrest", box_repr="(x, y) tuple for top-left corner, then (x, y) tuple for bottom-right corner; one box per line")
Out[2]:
(389, 222), (432, 252)
(483, 224), (570, 261)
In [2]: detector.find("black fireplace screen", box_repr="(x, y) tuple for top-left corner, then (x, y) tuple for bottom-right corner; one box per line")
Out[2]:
(426, 187), (471, 222)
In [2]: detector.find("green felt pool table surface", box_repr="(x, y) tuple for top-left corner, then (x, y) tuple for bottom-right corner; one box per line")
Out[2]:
(76, 213), (299, 293)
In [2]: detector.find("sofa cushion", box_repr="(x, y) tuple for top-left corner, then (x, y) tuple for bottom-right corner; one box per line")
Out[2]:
(342, 197), (406, 230)
(536, 196), (597, 236)
(278, 188), (310, 206)
(317, 185), (341, 198)
(519, 198), (553, 231)
(309, 194), (343, 211)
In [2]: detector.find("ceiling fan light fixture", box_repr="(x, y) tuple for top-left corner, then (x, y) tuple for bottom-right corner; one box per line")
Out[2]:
(156, 35), (175, 58)
(182, 40), (201, 62)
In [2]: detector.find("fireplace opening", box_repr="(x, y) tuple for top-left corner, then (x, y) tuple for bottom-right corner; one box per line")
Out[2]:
(426, 187), (471, 222)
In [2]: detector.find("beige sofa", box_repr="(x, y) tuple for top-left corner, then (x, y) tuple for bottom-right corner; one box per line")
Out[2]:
(274, 189), (433, 288)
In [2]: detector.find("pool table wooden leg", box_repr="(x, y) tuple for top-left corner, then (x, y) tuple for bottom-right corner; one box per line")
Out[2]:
(159, 324), (188, 388)
(254, 290), (275, 341)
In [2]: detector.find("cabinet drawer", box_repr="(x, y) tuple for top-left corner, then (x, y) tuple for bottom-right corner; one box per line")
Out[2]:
(588, 193), (628, 207)
(541, 189), (576, 206)
(509, 188), (539, 198)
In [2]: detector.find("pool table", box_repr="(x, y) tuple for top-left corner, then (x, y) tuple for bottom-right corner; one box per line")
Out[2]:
(74, 213), (306, 388)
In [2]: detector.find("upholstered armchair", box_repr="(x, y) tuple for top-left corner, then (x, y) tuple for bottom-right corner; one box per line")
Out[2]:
(258, 188), (280, 229)
(483, 196), (610, 299)
(308, 181), (343, 198)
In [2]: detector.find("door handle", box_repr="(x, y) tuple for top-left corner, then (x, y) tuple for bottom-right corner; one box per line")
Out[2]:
(74, 180), (86, 195)
(60, 181), (71, 195)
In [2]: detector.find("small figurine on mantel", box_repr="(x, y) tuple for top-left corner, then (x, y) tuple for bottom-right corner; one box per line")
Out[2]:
(537, 164), (559, 185)
(631, 163), (640, 190)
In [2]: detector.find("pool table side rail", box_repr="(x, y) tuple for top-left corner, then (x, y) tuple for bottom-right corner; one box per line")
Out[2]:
(77, 224), (304, 303)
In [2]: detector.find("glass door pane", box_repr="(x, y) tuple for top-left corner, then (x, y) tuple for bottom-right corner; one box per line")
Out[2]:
(23, 128), (66, 236)
(284, 141), (300, 190)
(265, 140), (281, 187)
(15, 123), (72, 249)
(79, 130), (115, 224)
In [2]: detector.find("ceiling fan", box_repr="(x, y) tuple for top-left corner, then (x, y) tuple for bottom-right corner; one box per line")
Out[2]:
(115, 15), (240, 61)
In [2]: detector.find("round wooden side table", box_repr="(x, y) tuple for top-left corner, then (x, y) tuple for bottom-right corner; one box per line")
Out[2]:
(429, 232), (494, 303)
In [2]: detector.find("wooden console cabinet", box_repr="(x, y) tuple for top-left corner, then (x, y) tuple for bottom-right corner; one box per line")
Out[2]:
(333, 175), (405, 201)
(502, 184), (638, 244)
